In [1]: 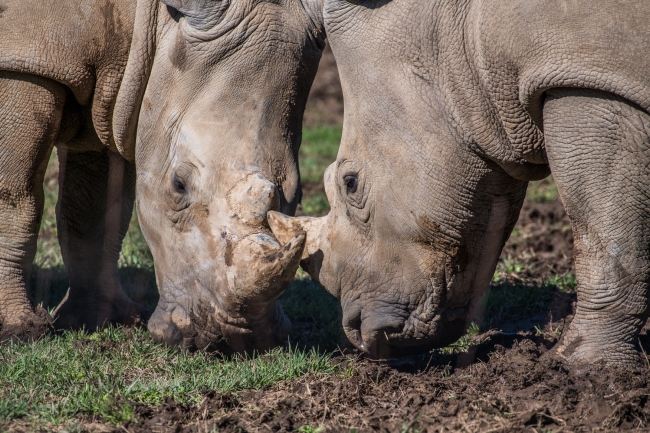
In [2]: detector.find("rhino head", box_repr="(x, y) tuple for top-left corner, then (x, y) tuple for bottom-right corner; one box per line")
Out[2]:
(118, 0), (325, 352)
(268, 0), (545, 359)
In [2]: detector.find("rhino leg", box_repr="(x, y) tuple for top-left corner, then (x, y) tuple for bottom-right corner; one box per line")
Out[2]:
(0, 72), (65, 341)
(53, 148), (140, 330)
(544, 88), (650, 366)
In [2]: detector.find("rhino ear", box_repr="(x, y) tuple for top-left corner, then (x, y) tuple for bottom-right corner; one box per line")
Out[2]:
(159, 0), (228, 31)
(112, 0), (159, 162)
(159, 0), (184, 10)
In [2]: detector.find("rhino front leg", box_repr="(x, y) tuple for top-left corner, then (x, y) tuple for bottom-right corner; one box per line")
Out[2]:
(544, 88), (650, 366)
(53, 148), (140, 330)
(0, 72), (65, 340)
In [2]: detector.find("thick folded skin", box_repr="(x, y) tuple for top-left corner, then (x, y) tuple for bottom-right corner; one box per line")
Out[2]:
(271, 0), (650, 365)
(0, 0), (325, 352)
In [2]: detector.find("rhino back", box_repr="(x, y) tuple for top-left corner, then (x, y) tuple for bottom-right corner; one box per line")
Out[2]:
(471, 0), (650, 162)
(0, 0), (135, 145)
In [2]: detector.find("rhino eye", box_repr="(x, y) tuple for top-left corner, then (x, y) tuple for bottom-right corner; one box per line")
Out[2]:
(344, 174), (358, 194)
(172, 174), (187, 194)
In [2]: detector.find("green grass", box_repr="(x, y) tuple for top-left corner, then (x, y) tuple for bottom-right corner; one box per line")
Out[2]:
(13, 129), (567, 429)
(526, 176), (559, 203)
(299, 126), (341, 184)
(436, 322), (484, 354)
(0, 326), (336, 427)
(300, 192), (330, 216)
(282, 276), (342, 352)
(298, 126), (341, 216)
(543, 272), (577, 292)
(483, 281), (553, 330)
(9, 135), (343, 429)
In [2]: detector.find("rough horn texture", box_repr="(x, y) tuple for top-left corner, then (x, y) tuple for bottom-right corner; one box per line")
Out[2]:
(0, 0), (325, 353)
(275, 0), (650, 365)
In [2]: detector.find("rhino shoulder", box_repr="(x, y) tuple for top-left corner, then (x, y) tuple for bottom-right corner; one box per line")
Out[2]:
(0, 0), (136, 146)
(473, 0), (650, 114)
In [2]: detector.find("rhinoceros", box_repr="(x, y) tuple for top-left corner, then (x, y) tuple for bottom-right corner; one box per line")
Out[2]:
(270, 0), (650, 365)
(0, 0), (324, 352)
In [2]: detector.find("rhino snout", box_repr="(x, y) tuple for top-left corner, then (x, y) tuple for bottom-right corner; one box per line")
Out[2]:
(148, 304), (187, 348)
(343, 306), (406, 359)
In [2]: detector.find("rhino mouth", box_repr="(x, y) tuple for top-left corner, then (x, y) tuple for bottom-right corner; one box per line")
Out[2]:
(342, 304), (470, 359)
(146, 212), (304, 353)
(148, 296), (290, 353)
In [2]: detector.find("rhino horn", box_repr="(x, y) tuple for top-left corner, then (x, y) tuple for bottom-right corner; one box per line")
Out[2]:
(227, 231), (306, 319)
(268, 211), (326, 279)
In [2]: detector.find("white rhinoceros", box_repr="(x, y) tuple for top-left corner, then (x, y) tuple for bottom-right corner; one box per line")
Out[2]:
(270, 0), (650, 366)
(0, 0), (325, 353)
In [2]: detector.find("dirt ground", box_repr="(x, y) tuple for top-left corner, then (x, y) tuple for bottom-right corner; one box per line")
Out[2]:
(106, 47), (650, 433)
(106, 200), (650, 433)
(124, 338), (650, 433)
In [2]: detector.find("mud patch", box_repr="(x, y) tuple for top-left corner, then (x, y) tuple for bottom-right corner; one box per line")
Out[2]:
(122, 335), (650, 432)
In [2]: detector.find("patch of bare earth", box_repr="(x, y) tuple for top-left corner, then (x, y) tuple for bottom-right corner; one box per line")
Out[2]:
(502, 199), (574, 278)
(121, 339), (650, 432)
(90, 199), (648, 432)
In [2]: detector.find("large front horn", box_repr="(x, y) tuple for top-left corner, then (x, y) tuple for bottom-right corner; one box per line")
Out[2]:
(226, 231), (305, 321)
(267, 211), (326, 280)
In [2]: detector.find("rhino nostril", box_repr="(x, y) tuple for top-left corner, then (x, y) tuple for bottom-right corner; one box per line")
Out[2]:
(359, 315), (406, 359)
(343, 308), (368, 353)
(148, 305), (184, 347)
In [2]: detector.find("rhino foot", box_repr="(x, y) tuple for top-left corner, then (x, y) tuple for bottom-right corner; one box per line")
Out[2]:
(552, 326), (644, 368)
(0, 306), (53, 343)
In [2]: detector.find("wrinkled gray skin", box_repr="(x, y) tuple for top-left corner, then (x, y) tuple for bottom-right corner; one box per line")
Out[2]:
(0, 0), (324, 352)
(270, 0), (650, 365)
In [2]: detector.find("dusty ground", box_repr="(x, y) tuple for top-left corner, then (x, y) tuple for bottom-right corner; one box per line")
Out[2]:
(102, 200), (650, 433)
(124, 338), (650, 433)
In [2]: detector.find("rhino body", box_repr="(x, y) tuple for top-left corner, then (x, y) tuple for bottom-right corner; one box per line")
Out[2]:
(0, 0), (324, 352)
(271, 0), (650, 365)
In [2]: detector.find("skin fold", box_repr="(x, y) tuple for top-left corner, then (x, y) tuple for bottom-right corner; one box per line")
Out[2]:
(270, 0), (650, 365)
(0, 0), (325, 353)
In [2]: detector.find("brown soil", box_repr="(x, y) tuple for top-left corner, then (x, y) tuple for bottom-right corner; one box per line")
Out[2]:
(124, 336), (650, 432)
(501, 199), (574, 279)
(110, 199), (650, 432)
